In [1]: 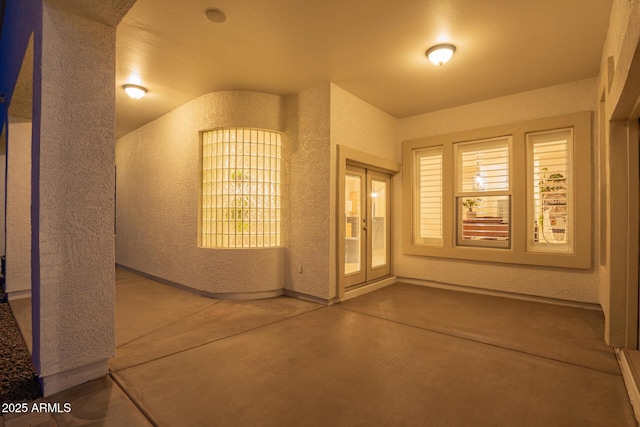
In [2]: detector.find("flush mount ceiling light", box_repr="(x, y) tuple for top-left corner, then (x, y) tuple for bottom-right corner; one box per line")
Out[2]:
(123, 84), (147, 99)
(205, 8), (227, 23)
(426, 44), (456, 66)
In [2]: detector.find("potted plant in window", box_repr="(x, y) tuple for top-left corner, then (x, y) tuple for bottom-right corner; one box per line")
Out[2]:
(538, 168), (567, 243)
(462, 198), (481, 220)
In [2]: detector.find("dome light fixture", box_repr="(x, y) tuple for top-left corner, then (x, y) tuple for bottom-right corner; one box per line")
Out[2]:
(426, 44), (456, 66)
(123, 84), (147, 99)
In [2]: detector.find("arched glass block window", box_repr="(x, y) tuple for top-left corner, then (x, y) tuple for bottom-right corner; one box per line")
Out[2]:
(201, 129), (281, 248)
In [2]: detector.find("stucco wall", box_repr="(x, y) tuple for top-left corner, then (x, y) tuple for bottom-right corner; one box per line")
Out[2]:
(0, 148), (4, 257)
(395, 78), (600, 303)
(596, 0), (640, 344)
(116, 91), (286, 297)
(5, 117), (31, 297)
(285, 85), (332, 299)
(330, 84), (400, 161)
(33, 2), (123, 393)
(329, 84), (399, 299)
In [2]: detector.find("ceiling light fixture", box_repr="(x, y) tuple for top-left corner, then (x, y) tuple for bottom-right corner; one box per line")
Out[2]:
(205, 8), (227, 23)
(123, 84), (147, 99)
(426, 44), (456, 66)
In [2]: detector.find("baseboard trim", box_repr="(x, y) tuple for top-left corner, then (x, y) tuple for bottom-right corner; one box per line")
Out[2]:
(116, 264), (283, 300)
(283, 289), (331, 305)
(40, 360), (109, 397)
(397, 276), (602, 311)
(6, 289), (31, 301)
(616, 348), (640, 425)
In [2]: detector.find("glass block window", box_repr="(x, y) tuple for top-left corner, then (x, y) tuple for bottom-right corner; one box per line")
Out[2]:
(414, 146), (443, 246)
(201, 129), (281, 248)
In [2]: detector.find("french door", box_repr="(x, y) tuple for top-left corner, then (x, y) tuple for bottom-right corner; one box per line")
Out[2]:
(343, 165), (391, 288)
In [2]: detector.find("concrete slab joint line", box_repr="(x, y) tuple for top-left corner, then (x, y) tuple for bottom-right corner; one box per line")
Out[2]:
(110, 373), (159, 427)
(2, 269), (637, 425)
(106, 271), (635, 426)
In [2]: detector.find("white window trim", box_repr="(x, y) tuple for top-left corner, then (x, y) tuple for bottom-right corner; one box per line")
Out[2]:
(401, 112), (592, 269)
(454, 136), (512, 249)
(526, 128), (574, 254)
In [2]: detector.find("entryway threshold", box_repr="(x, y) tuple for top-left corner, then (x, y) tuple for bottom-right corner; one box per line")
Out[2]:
(341, 275), (396, 302)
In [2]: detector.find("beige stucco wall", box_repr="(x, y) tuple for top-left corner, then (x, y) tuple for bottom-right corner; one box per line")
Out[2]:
(329, 84), (399, 299)
(395, 78), (600, 303)
(116, 91), (286, 297)
(285, 83), (399, 301)
(33, 1), (129, 395)
(596, 0), (640, 345)
(115, 80), (605, 304)
(0, 138), (4, 258)
(5, 117), (31, 297)
(330, 84), (400, 161)
(285, 85), (332, 299)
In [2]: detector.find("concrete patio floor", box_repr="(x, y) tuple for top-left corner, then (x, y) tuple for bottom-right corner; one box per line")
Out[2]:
(2, 268), (637, 426)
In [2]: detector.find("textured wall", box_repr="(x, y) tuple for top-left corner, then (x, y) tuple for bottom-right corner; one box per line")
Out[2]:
(596, 0), (640, 343)
(116, 91), (286, 296)
(0, 150), (4, 257)
(33, 3), (117, 384)
(396, 79), (600, 303)
(330, 84), (400, 161)
(285, 85), (332, 299)
(5, 117), (31, 296)
(401, 78), (599, 141)
(329, 84), (399, 299)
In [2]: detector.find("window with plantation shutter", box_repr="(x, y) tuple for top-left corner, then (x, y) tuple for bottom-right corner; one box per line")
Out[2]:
(414, 147), (443, 245)
(402, 112), (591, 269)
(455, 137), (511, 248)
(527, 129), (573, 253)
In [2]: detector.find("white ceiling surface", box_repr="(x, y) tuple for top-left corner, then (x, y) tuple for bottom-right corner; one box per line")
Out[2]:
(116, 0), (613, 138)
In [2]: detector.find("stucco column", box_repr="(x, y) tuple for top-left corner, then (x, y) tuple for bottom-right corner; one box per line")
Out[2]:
(31, 0), (134, 396)
(5, 117), (32, 299)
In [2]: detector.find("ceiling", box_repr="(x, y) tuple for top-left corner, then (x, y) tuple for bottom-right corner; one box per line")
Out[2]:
(113, 0), (612, 137)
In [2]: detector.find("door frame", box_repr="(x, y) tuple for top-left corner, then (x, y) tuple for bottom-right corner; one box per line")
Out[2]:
(366, 169), (392, 282)
(342, 166), (392, 288)
(343, 165), (367, 287)
(337, 145), (400, 299)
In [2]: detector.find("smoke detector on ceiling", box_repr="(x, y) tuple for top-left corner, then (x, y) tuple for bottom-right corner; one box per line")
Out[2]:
(205, 8), (227, 23)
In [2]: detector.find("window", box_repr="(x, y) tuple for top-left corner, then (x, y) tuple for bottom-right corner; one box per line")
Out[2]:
(527, 129), (573, 253)
(455, 137), (511, 248)
(414, 147), (443, 246)
(200, 128), (281, 248)
(402, 112), (591, 269)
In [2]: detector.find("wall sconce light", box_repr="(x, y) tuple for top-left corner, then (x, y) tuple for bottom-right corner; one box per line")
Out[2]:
(426, 44), (456, 66)
(123, 84), (147, 99)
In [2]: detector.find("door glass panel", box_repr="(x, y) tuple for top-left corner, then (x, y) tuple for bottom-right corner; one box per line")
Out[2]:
(345, 174), (361, 275)
(371, 179), (387, 268)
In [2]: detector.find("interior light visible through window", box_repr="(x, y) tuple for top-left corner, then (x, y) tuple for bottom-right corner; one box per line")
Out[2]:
(472, 171), (486, 190)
